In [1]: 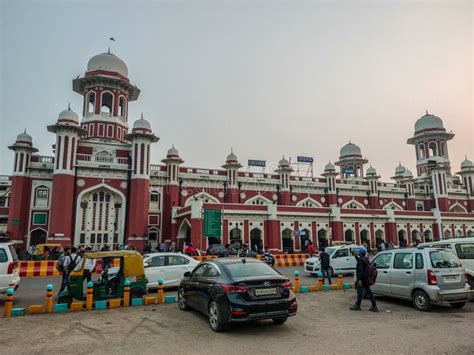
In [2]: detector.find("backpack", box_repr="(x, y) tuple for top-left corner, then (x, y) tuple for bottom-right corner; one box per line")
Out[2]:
(56, 256), (65, 272)
(66, 255), (79, 273)
(367, 261), (378, 286)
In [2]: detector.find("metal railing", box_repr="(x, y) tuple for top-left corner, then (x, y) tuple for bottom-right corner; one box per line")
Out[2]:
(76, 154), (128, 167)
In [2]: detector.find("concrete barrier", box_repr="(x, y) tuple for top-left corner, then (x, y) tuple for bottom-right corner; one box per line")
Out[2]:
(19, 258), (121, 277)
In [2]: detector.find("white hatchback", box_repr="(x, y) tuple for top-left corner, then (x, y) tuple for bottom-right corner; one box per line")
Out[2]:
(305, 244), (362, 277)
(0, 242), (20, 293)
(143, 253), (199, 288)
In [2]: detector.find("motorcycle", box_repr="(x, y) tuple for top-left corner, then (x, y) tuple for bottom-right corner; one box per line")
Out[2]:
(263, 252), (275, 267)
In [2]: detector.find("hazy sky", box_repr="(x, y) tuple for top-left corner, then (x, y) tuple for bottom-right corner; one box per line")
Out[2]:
(0, 0), (472, 179)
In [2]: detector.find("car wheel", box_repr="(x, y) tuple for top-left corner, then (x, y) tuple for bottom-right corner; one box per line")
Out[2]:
(208, 301), (226, 332)
(178, 287), (190, 311)
(450, 302), (466, 309)
(412, 290), (432, 311)
(272, 317), (288, 325)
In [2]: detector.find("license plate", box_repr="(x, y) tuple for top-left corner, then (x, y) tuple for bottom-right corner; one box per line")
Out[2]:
(444, 275), (459, 282)
(255, 288), (277, 296)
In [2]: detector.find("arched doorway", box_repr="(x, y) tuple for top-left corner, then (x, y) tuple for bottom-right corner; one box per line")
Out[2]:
(30, 228), (47, 246)
(282, 228), (293, 253)
(229, 227), (242, 247)
(467, 230), (473, 237)
(444, 230), (452, 239)
(411, 230), (420, 245)
(147, 229), (160, 250)
(360, 230), (370, 250)
(300, 228), (311, 252)
(344, 229), (354, 243)
(250, 228), (263, 252)
(178, 220), (191, 250)
(375, 230), (384, 248)
(318, 229), (328, 249)
(424, 230), (432, 242)
(398, 230), (407, 247)
(75, 185), (125, 249)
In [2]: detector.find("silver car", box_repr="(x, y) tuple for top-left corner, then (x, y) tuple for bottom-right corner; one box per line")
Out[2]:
(371, 247), (471, 311)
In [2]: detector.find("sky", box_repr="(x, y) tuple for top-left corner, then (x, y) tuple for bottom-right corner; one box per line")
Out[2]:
(0, 0), (473, 179)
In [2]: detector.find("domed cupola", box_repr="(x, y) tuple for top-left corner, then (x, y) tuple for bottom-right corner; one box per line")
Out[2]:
(335, 141), (368, 178)
(15, 130), (33, 146)
(57, 104), (79, 126)
(226, 149), (238, 164)
(403, 169), (414, 179)
(395, 162), (406, 175)
(339, 142), (362, 159)
(461, 156), (473, 170)
(166, 145), (180, 159)
(86, 50), (128, 78)
(324, 161), (336, 172)
(132, 113), (152, 133)
(414, 112), (445, 135)
(366, 166), (377, 176)
(278, 156), (291, 168)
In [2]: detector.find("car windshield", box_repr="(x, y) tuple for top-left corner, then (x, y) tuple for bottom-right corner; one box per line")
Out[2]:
(455, 243), (474, 260)
(430, 250), (461, 268)
(224, 262), (280, 278)
(325, 247), (336, 256)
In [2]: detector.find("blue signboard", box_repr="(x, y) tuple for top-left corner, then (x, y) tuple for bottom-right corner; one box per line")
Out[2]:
(248, 159), (266, 167)
(342, 167), (354, 174)
(297, 156), (314, 163)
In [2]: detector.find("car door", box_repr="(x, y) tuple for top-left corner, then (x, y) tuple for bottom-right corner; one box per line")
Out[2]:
(144, 255), (167, 288)
(166, 255), (192, 287)
(390, 252), (415, 299)
(186, 263), (208, 309)
(371, 253), (393, 294)
(194, 264), (220, 314)
(331, 248), (350, 273)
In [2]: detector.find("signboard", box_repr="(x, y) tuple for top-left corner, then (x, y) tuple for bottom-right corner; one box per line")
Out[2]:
(297, 156), (314, 163)
(33, 213), (47, 225)
(248, 159), (266, 168)
(342, 167), (354, 174)
(299, 230), (306, 237)
(203, 209), (222, 238)
(12, 219), (19, 225)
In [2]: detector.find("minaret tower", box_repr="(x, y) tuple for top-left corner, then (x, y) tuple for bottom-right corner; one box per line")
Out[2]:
(124, 115), (159, 248)
(276, 157), (293, 205)
(457, 157), (474, 212)
(335, 142), (368, 179)
(47, 106), (86, 244)
(7, 131), (38, 245)
(161, 145), (184, 242)
(321, 162), (338, 206)
(402, 169), (416, 210)
(222, 149), (242, 203)
(365, 166), (380, 209)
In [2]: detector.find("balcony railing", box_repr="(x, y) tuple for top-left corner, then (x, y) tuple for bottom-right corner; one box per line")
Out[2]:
(76, 154), (129, 168)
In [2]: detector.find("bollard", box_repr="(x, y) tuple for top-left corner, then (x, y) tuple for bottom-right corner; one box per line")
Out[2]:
(123, 280), (130, 307)
(157, 278), (164, 304)
(318, 277), (323, 290)
(86, 281), (94, 310)
(3, 288), (14, 318)
(293, 271), (300, 293)
(338, 274), (343, 289)
(45, 284), (54, 313)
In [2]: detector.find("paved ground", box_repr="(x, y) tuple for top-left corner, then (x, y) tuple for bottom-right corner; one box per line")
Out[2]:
(0, 290), (472, 354)
(0, 267), (348, 309)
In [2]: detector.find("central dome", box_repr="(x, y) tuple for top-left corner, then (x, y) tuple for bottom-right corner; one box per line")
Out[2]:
(340, 142), (362, 158)
(414, 113), (444, 133)
(87, 52), (128, 77)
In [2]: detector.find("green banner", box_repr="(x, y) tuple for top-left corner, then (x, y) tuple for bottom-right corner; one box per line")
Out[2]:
(203, 209), (222, 238)
(33, 213), (47, 225)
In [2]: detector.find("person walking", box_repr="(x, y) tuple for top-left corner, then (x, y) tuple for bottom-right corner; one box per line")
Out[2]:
(57, 247), (71, 295)
(350, 247), (378, 312)
(307, 241), (315, 257)
(83, 247), (96, 283)
(319, 248), (331, 285)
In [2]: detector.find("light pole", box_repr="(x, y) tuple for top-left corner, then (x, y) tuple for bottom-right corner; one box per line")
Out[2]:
(427, 160), (444, 240)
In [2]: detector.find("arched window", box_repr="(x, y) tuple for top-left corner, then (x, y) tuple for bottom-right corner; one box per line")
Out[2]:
(35, 186), (49, 207)
(101, 92), (113, 114)
(428, 142), (438, 157)
(418, 144), (425, 160)
(344, 229), (354, 242)
(119, 96), (127, 119)
(87, 91), (96, 114)
(150, 191), (161, 210)
(440, 141), (446, 157)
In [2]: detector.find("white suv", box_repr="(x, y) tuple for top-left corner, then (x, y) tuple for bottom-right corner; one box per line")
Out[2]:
(305, 244), (362, 277)
(0, 242), (20, 293)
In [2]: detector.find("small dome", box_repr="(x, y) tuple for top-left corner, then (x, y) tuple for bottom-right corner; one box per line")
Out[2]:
(324, 161), (336, 171)
(226, 149), (238, 163)
(414, 112), (444, 133)
(279, 157), (290, 167)
(87, 52), (128, 77)
(132, 114), (151, 132)
(340, 142), (362, 158)
(403, 169), (413, 178)
(366, 166), (377, 175)
(461, 157), (473, 169)
(395, 163), (406, 175)
(16, 131), (32, 143)
(58, 106), (79, 124)
(167, 145), (179, 158)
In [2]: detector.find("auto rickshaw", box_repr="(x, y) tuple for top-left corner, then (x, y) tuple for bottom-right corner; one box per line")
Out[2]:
(32, 243), (63, 260)
(57, 250), (148, 304)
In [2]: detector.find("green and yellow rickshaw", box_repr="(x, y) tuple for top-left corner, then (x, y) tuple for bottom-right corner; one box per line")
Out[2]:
(57, 250), (148, 304)
(32, 243), (63, 260)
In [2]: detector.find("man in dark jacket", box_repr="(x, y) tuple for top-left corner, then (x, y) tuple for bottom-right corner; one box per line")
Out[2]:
(319, 248), (331, 285)
(350, 247), (378, 312)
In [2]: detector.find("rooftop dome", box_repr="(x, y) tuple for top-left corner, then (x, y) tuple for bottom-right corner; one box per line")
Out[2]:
(414, 112), (444, 133)
(132, 114), (151, 132)
(57, 105), (79, 124)
(340, 142), (362, 158)
(226, 149), (238, 163)
(403, 169), (414, 178)
(87, 51), (128, 77)
(366, 166), (377, 175)
(461, 156), (473, 169)
(167, 145), (179, 158)
(324, 161), (336, 171)
(395, 163), (406, 175)
(16, 131), (32, 143)
(279, 157), (290, 167)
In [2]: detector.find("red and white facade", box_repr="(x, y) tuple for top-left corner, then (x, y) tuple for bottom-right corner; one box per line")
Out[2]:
(3, 52), (474, 252)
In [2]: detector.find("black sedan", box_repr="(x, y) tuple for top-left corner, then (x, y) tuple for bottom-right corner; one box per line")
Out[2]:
(178, 258), (297, 332)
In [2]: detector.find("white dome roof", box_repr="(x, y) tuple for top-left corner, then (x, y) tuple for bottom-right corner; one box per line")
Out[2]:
(324, 161), (336, 171)
(461, 157), (473, 169)
(279, 157), (290, 167)
(340, 142), (362, 158)
(16, 131), (32, 143)
(58, 106), (79, 123)
(87, 52), (128, 77)
(403, 169), (413, 178)
(226, 149), (238, 162)
(414, 113), (444, 133)
(167, 145), (179, 157)
(133, 116), (151, 131)
(395, 163), (406, 175)
(366, 166), (377, 175)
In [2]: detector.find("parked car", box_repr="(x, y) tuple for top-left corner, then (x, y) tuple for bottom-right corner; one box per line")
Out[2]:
(178, 258), (297, 332)
(0, 242), (20, 294)
(143, 253), (199, 288)
(371, 247), (472, 311)
(419, 237), (474, 287)
(304, 244), (362, 277)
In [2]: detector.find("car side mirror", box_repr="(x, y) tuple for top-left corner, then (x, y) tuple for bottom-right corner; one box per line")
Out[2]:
(184, 271), (191, 277)
(144, 262), (150, 268)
